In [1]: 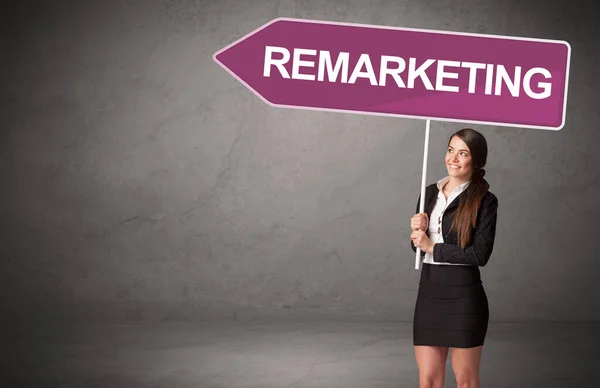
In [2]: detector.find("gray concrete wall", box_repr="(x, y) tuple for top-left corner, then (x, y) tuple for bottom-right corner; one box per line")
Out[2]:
(2, 0), (599, 323)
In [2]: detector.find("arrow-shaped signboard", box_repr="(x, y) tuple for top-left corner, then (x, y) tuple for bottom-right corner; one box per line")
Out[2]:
(213, 17), (571, 268)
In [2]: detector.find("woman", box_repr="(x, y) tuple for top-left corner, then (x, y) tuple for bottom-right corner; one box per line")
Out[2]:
(410, 128), (499, 388)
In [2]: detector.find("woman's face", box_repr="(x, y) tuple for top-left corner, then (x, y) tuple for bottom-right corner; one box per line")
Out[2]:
(445, 136), (474, 181)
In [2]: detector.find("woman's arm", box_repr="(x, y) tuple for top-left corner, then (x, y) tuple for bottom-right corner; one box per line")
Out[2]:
(432, 192), (498, 266)
(411, 194), (426, 256)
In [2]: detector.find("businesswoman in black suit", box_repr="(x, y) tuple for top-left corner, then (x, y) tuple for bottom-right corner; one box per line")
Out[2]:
(410, 128), (498, 388)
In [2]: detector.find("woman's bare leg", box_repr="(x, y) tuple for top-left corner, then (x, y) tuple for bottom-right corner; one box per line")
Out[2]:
(414, 345), (449, 388)
(450, 346), (484, 388)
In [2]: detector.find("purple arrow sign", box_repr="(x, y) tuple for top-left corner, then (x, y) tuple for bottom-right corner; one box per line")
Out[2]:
(214, 17), (570, 130)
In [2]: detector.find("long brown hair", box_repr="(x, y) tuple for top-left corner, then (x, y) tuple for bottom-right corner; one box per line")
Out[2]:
(448, 128), (490, 249)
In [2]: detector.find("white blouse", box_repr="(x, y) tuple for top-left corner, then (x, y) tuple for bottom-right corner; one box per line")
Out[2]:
(423, 176), (471, 265)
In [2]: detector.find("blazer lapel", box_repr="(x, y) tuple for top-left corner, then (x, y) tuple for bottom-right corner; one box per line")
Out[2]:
(445, 195), (461, 211)
(444, 189), (467, 211)
(424, 183), (475, 214)
(425, 187), (439, 215)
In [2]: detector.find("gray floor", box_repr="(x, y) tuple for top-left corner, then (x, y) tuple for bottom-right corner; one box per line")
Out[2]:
(3, 320), (598, 387)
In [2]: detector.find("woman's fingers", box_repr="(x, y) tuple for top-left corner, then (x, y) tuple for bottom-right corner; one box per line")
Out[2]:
(411, 229), (427, 248)
(420, 213), (428, 229)
(411, 215), (422, 230)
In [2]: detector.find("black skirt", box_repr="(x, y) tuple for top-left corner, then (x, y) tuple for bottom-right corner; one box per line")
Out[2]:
(413, 263), (489, 348)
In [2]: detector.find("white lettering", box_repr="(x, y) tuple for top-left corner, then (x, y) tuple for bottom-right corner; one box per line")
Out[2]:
(379, 56), (406, 87)
(408, 58), (435, 89)
(264, 46), (290, 78)
(348, 53), (378, 85)
(318, 51), (349, 83)
(436, 60), (460, 92)
(262, 46), (553, 100)
(292, 48), (317, 81)
(461, 61), (486, 94)
(485, 64), (494, 95)
(495, 65), (521, 97)
(523, 67), (552, 99)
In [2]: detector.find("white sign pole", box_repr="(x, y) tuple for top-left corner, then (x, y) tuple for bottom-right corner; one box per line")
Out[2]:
(415, 119), (431, 270)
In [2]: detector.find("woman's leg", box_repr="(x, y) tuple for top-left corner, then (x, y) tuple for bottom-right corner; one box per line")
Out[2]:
(450, 346), (484, 388)
(414, 345), (449, 388)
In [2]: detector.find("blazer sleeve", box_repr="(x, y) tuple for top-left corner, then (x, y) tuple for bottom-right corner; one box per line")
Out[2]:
(432, 192), (498, 266)
(410, 193), (426, 257)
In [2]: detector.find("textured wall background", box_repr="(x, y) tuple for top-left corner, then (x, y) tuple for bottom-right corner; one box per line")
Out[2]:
(2, 0), (599, 323)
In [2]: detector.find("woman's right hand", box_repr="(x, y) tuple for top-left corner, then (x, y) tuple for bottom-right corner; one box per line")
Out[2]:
(411, 212), (429, 231)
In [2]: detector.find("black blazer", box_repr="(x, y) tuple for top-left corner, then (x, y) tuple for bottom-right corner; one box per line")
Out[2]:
(410, 183), (498, 266)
